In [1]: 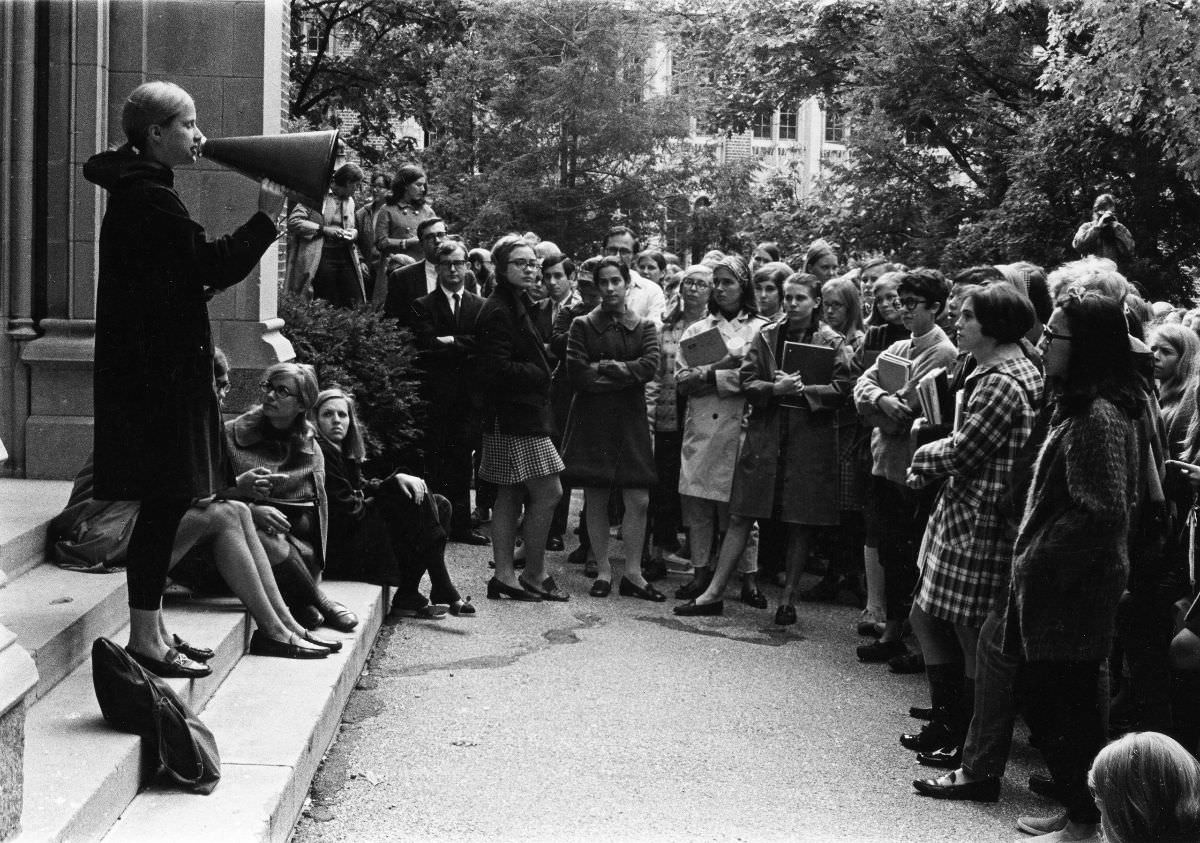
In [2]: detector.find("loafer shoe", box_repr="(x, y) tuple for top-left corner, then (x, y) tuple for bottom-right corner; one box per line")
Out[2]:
(1016, 811), (1069, 836)
(857, 639), (907, 663)
(912, 771), (1000, 803)
(618, 576), (666, 602)
(673, 599), (723, 616)
(127, 646), (213, 679)
(452, 529), (491, 546)
(774, 604), (798, 626)
(740, 587), (768, 609)
(249, 630), (328, 660)
(588, 579), (612, 598)
(292, 604), (324, 631)
(519, 575), (570, 602)
(172, 634), (214, 662)
(303, 631), (342, 653)
(901, 721), (954, 753)
(916, 745), (962, 769)
(319, 601), (359, 633)
(486, 577), (541, 602)
(448, 597), (476, 616)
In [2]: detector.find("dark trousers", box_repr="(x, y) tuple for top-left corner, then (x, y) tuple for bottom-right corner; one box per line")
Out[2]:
(962, 609), (1022, 778)
(649, 431), (683, 547)
(380, 489), (458, 604)
(423, 430), (474, 538)
(126, 497), (191, 610)
(1019, 660), (1105, 825)
(873, 476), (932, 622)
(313, 245), (363, 307)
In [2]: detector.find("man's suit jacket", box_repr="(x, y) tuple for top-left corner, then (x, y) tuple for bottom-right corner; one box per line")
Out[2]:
(411, 286), (485, 439)
(382, 260), (430, 326)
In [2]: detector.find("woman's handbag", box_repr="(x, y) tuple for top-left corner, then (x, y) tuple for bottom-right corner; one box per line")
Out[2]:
(91, 637), (221, 793)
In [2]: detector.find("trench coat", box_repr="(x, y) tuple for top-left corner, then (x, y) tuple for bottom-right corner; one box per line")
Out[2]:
(560, 307), (660, 488)
(728, 319), (853, 525)
(285, 199), (365, 300)
(675, 310), (769, 502)
(84, 149), (278, 501)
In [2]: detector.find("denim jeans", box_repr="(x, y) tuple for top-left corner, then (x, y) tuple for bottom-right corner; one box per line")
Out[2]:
(961, 609), (1021, 779)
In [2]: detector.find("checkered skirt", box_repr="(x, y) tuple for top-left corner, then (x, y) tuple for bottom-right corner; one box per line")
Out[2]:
(478, 424), (565, 485)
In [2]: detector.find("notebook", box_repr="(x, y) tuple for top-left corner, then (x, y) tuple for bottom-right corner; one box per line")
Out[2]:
(876, 350), (912, 393)
(679, 326), (727, 366)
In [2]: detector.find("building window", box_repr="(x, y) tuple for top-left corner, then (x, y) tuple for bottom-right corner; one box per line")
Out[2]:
(751, 112), (772, 140)
(778, 109), (797, 141)
(824, 108), (845, 144)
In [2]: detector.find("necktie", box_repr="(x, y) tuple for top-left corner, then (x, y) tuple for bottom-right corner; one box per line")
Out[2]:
(452, 292), (461, 326)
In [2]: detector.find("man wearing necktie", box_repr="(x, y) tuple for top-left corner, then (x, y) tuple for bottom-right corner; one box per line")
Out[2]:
(411, 241), (490, 545)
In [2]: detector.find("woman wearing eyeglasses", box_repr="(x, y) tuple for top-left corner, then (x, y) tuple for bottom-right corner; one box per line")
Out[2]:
(222, 362), (360, 634)
(902, 284), (1042, 776)
(85, 81), (286, 678)
(475, 235), (567, 602)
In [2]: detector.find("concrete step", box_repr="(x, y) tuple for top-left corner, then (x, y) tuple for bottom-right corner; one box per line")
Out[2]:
(15, 602), (251, 843)
(0, 565), (129, 703)
(0, 480), (72, 585)
(100, 581), (386, 843)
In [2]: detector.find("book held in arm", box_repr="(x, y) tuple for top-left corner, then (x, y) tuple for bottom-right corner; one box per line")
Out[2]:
(780, 341), (836, 408)
(915, 367), (952, 427)
(679, 326), (728, 366)
(875, 350), (912, 394)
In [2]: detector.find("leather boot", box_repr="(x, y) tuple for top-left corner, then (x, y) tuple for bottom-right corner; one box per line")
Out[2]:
(271, 548), (324, 630)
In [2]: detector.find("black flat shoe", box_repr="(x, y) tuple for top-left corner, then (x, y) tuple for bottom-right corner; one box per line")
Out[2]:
(249, 630), (328, 660)
(588, 579), (612, 598)
(127, 646), (213, 679)
(486, 577), (542, 602)
(448, 597), (476, 616)
(774, 604), (798, 626)
(171, 634), (215, 663)
(303, 631), (342, 653)
(520, 575), (570, 602)
(452, 530), (492, 546)
(673, 599), (723, 617)
(909, 705), (935, 720)
(740, 587), (768, 609)
(292, 604), (324, 631)
(901, 721), (954, 753)
(917, 745), (962, 769)
(674, 571), (711, 600)
(319, 600), (359, 633)
(857, 618), (884, 638)
(618, 576), (666, 602)
(857, 639), (907, 663)
(912, 771), (1000, 803)
(545, 535), (564, 552)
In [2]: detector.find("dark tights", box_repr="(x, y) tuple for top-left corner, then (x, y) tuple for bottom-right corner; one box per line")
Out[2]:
(126, 497), (191, 610)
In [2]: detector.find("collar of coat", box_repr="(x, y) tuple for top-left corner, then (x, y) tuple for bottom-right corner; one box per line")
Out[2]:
(583, 305), (641, 332)
(230, 407), (317, 454)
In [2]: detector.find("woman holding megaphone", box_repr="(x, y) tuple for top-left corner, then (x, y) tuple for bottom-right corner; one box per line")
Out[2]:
(84, 80), (287, 678)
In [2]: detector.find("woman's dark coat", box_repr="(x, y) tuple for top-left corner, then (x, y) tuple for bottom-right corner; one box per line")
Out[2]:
(560, 308), (660, 488)
(474, 282), (556, 437)
(85, 149), (277, 500)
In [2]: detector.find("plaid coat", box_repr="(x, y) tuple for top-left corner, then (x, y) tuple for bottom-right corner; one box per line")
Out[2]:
(911, 354), (1044, 626)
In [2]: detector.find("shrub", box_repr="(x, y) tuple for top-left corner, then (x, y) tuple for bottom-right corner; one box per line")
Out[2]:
(278, 295), (425, 467)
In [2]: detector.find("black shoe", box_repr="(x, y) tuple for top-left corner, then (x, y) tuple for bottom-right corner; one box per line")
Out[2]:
(486, 577), (541, 601)
(447, 597), (476, 616)
(901, 721), (954, 753)
(292, 604), (324, 631)
(798, 575), (843, 603)
(857, 639), (907, 663)
(589, 579), (612, 598)
(917, 745), (962, 769)
(545, 535), (564, 552)
(674, 570), (711, 600)
(889, 652), (926, 674)
(740, 587), (768, 609)
(857, 619), (884, 638)
(1028, 773), (1062, 802)
(452, 530), (491, 546)
(519, 575), (570, 602)
(316, 597), (359, 632)
(249, 630), (328, 660)
(171, 634), (215, 663)
(913, 771), (1000, 803)
(127, 646), (213, 679)
(642, 557), (668, 583)
(303, 631), (342, 653)
(774, 604), (798, 626)
(909, 705), (935, 720)
(674, 599), (723, 616)
(618, 576), (666, 602)
(567, 545), (588, 565)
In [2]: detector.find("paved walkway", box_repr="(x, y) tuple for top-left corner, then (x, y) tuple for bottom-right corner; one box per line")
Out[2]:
(292, 502), (1054, 842)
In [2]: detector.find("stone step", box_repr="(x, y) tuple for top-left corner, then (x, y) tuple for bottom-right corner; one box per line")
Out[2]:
(0, 565), (129, 703)
(0, 480), (72, 586)
(99, 581), (385, 843)
(15, 603), (251, 843)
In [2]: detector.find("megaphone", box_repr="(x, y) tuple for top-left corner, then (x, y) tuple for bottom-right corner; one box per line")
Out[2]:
(201, 129), (339, 208)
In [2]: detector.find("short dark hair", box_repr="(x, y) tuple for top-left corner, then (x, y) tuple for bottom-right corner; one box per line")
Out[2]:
(435, 240), (467, 263)
(962, 284), (1035, 344)
(370, 171), (391, 189)
(753, 261), (792, 291)
(784, 272), (823, 302)
(603, 225), (640, 253)
(593, 256), (631, 286)
(490, 233), (529, 279)
(416, 217), (445, 239)
(898, 268), (950, 317)
(635, 249), (666, 273)
(753, 241), (782, 262)
(952, 265), (1005, 288)
(332, 162), (364, 187)
(389, 163), (426, 202)
(542, 254), (576, 278)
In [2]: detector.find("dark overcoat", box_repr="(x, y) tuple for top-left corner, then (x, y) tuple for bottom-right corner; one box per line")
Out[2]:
(474, 283), (556, 437)
(560, 308), (659, 488)
(728, 319), (853, 525)
(85, 150), (278, 501)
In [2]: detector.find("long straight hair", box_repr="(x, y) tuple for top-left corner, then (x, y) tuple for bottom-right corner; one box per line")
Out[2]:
(1056, 290), (1143, 420)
